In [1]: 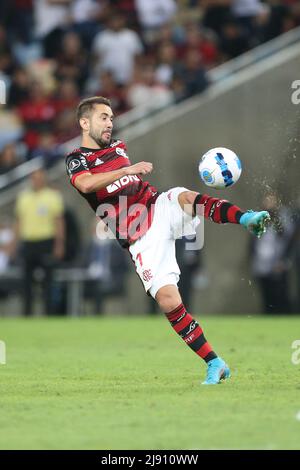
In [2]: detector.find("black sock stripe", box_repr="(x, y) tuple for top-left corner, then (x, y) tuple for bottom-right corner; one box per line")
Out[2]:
(187, 333), (207, 352)
(178, 320), (199, 338)
(204, 351), (218, 363)
(235, 210), (243, 223)
(219, 202), (230, 222)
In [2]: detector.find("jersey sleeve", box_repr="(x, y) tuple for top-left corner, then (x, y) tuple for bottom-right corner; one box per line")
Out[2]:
(120, 141), (132, 165)
(66, 152), (90, 186)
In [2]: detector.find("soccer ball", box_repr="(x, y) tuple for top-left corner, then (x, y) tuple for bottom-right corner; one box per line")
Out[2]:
(199, 147), (242, 189)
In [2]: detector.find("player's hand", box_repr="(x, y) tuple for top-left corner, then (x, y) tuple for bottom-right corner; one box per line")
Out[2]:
(126, 162), (153, 176)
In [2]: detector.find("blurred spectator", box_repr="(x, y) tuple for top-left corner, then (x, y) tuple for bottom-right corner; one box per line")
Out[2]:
(177, 235), (202, 311)
(33, 0), (71, 41)
(177, 22), (219, 68)
(220, 17), (251, 59)
(202, 0), (232, 36)
(0, 143), (22, 175)
(127, 61), (174, 111)
(29, 131), (62, 167)
(52, 79), (80, 117)
(26, 59), (57, 94)
(17, 80), (56, 150)
(250, 193), (295, 314)
(6, 0), (34, 44)
(262, 1), (294, 41)
(135, 0), (177, 43)
(14, 169), (65, 316)
(155, 42), (178, 86)
(70, 0), (106, 24)
(231, 0), (267, 39)
(177, 48), (209, 98)
(0, 24), (16, 83)
(54, 32), (89, 92)
(0, 23), (13, 58)
(83, 220), (129, 314)
(54, 108), (79, 144)
(154, 22), (182, 46)
(92, 12), (143, 85)
(0, 219), (14, 274)
(170, 74), (187, 103)
(70, 0), (108, 48)
(62, 207), (82, 265)
(91, 71), (129, 116)
(0, 218), (16, 300)
(7, 67), (31, 108)
(112, 0), (138, 28)
(0, 110), (24, 152)
(50, 206), (82, 315)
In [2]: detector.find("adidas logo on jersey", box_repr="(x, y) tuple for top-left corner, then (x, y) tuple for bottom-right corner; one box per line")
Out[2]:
(94, 158), (104, 166)
(106, 175), (139, 193)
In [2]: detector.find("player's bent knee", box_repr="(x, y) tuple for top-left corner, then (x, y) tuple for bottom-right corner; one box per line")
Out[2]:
(178, 191), (199, 215)
(155, 286), (182, 313)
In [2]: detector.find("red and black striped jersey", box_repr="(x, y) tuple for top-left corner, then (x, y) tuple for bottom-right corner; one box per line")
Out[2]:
(65, 139), (159, 247)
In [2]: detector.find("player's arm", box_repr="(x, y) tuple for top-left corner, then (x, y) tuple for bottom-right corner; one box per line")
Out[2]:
(73, 162), (153, 194)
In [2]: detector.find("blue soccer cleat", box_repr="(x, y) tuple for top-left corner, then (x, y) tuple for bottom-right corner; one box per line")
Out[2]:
(202, 357), (231, 385)
(240, 210), (271, 238)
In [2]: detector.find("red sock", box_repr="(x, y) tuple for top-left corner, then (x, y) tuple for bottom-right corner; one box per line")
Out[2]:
(165, 303), (217, 362)
(193, 193), (244, 224)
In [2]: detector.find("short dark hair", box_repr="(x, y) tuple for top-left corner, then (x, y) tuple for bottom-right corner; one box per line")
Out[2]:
(76, 96), (112, 126)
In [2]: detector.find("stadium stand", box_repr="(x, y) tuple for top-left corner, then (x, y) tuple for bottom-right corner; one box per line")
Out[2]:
(1, 0), (300, 175)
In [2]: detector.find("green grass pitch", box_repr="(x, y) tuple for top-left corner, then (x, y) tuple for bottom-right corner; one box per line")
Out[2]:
(0, 315), (300, 450)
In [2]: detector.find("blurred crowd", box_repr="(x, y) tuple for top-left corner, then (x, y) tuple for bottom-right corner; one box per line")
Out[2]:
(0, 169), (299, 315)
(1, 0), (300, 174)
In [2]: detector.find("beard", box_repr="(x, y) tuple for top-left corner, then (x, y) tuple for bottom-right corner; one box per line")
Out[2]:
(89, 129), (111, 148)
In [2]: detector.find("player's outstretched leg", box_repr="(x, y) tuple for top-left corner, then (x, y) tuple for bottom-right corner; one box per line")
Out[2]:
(155, 285), (230, 385)
(177, 190), (271, 237)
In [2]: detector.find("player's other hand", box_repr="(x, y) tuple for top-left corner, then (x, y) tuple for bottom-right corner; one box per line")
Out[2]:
(126, 161), (153, 176)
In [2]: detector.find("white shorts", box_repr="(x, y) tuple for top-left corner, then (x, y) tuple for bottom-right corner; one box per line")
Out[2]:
(129, 187), (200, 298)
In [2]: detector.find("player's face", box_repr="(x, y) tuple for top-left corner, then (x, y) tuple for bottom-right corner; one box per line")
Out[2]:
(89, 104), (114, 147)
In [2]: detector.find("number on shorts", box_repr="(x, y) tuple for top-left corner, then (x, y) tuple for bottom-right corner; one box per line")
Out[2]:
(137, 252), (143, 267)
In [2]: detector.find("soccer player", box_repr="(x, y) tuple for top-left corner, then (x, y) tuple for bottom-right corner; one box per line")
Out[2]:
(66, 96), (270, 385)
